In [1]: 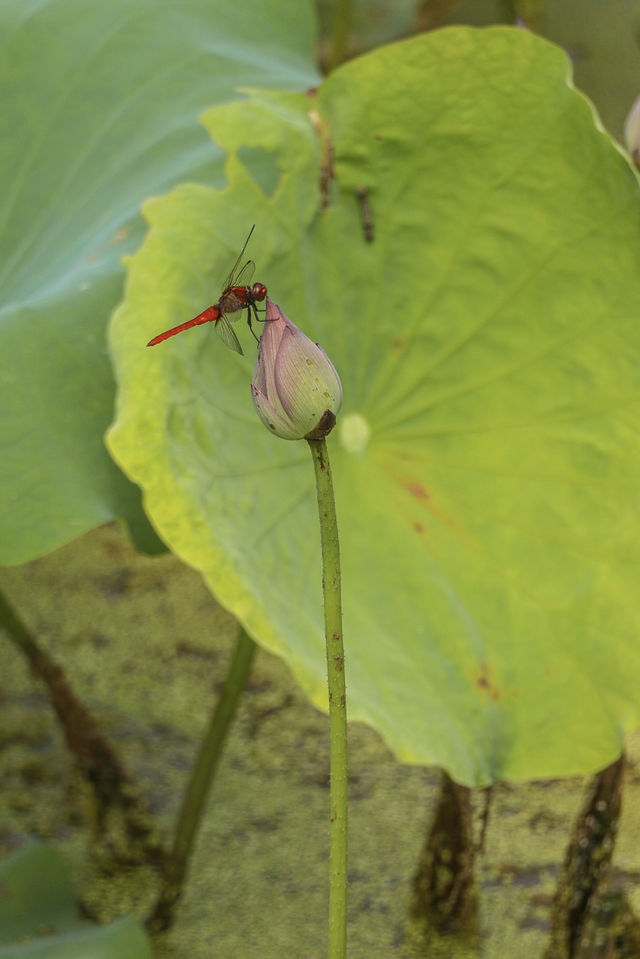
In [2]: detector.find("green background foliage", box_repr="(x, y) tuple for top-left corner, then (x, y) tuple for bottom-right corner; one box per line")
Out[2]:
(0, 0), (318, 564)
(108, 27), (640, 786)
(0, 844), (151, 957)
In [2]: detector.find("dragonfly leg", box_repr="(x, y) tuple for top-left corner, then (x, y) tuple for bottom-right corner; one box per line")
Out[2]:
(246, 305), (261, 344)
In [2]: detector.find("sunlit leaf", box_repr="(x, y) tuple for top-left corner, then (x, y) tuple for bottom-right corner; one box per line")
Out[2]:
(108, 27), (640, 785)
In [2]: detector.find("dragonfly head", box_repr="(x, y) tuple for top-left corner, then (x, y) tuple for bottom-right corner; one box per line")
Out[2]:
(250, 282), (268, 302)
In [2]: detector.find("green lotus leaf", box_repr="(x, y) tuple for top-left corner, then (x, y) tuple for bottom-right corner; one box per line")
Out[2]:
(107, 27), (640, 785)
(0, 844), (151, 958)
(0, 0), (317, 563)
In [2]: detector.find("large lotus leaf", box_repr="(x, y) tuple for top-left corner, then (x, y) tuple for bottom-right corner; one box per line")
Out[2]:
(0, 920), (150, 959)
(0, 0), (317, 564)
(107, 27), (640, 786)
(0, 844), (151, 958)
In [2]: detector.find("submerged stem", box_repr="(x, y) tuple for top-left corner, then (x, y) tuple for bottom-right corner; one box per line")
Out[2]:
(148, 626), (256, 932)
(307, 436), (347, 959)
(1, 588), (163, 865)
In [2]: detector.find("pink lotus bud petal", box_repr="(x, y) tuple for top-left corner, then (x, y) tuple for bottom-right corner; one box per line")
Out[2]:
(251, 299), (343, 440)
(624, 96), (640, 170)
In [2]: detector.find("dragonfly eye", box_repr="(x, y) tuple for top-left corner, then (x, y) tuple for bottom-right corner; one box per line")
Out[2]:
(252, 283), (268, 301)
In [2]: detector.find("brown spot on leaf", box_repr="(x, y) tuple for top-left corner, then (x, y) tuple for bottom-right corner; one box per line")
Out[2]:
(407, 482), (429, 501)
(475, 664), (500, 701)
(309, 108), (335, 209)
(383, 465), (466, 542)
(356, 186), (374, 243)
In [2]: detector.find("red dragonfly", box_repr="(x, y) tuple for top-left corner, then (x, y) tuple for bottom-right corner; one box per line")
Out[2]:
(146, 225), (267, 354)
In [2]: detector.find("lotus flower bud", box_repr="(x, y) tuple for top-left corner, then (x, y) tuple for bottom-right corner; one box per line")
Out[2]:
(251, 298), (343, 440)
(624, 95), (640, 170)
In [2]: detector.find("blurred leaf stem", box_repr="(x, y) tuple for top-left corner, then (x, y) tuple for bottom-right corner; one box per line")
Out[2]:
(327, 0), (352, 70)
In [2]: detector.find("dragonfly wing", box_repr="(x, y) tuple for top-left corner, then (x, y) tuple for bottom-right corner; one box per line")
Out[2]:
(219, 289), (245, 322)
(214, 314), (244, 355)
(222, 225), (255, 288)
(232, 259), (255, 288)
